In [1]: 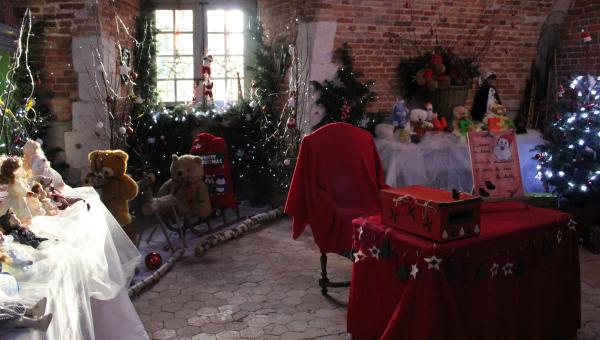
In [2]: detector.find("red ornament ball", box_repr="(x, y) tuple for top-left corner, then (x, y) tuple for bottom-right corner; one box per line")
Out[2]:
(261, 105), (269, 113)
(554, 114), (561, 121)
(145, 252), (162, 270)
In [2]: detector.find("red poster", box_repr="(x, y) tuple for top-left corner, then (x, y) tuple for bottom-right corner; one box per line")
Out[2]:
(467, 131), (525, 198)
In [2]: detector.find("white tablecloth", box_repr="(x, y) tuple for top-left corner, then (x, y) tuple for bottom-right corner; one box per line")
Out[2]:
(1, 187), (149, 340)
(375, 130), (546, 193)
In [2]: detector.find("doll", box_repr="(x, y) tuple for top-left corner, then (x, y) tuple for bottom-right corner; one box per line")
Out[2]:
(35, 176), (83, 210)
(0, 298), (53, 332)
(22, 140), (65, 191)
(0, 232), (34, 269)
(30, 182), (58, 216)
(0, 209), (47, 249)
(0, 157), (33, 223)
(471, 71), (502, 121)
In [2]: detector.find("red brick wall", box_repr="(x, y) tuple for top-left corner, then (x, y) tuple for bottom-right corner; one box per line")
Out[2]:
(260, 0), (554, 115)
(12, 0), (140, 122)
(556, 0), (600, 80)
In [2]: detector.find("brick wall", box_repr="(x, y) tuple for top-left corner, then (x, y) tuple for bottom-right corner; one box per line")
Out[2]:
(260, 0), (555, 116)
(556, 0), (600, 80)
(12, 0), (140, 122)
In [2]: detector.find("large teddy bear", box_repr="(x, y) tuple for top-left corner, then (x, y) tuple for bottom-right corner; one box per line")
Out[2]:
(157, 154), (212, 220)
(88, 150), (139, 226)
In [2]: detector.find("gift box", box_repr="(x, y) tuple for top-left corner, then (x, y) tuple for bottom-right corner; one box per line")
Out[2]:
(380, 186), (482, 242)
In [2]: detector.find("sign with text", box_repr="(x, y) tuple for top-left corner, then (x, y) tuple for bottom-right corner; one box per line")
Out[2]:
(467, 131), (524, 198)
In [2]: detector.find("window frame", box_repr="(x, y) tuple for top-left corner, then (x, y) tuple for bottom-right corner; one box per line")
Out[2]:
(151, 0), (255, 106)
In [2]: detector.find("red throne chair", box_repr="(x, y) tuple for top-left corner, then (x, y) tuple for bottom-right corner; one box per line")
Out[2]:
(284, 123), (388, 295)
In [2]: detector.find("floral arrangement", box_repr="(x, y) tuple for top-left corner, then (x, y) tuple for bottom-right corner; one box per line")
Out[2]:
(399, 47), (481, 94)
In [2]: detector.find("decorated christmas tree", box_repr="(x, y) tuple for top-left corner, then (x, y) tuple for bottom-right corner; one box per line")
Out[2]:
(311, 43), (377, 128)
(535, 75), (600, 199)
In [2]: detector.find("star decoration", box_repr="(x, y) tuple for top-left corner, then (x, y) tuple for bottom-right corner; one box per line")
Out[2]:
(406, 204), (416, 221)
(474, 224), (480, 234)
(557, 229), (563, 244)
(568, 219), (577, 231)
(424, 255), (442, 270)
(389, 208), (398, 223)
(502, 262), (513, 276)
(459, 227), (465, 237)
(353, 249), (366, 263)
(490, 262), (499, 277)
(369, 246), (381, 260)
(410, 263), (419, 278)
(442, 230), (449, 240)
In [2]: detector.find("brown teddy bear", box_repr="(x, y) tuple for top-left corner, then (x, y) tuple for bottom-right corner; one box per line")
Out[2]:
(157, 154), (211, 220)
(88, 150), (138, 226)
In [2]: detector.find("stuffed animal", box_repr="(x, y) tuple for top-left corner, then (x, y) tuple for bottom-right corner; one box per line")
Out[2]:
(158, 154), (212, 220)
(0, 157), (33, 223)
(425, 102), (449, 132)
(375, 123), (411, 143)
(88, 150), (138, 226)
(22, 140), (65, 190)
(391, 99), (408, 129)
(483, 103), (515, 132)
(415, 51), (451, 91)
(406, 109), (434, 142)
(452, 106), (477, 141)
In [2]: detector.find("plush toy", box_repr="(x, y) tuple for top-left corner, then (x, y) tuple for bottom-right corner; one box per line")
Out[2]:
(425, 102), (449, 132)
(158, 154), (212, 220)
(0, 209), (47, 249)
(406, 109), (434, 142)
(22, 140), (65, 191)
(0, 157), (33, 223)
(391, 99), (408, 129)
(452, 106), (477, 141)
(483, 103), (515, 132)
(88, 150), (138, 226)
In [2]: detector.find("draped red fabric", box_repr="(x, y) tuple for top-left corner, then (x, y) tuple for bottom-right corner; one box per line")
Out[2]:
(284, 123), (389, 254)
(348, 202), (580, 340)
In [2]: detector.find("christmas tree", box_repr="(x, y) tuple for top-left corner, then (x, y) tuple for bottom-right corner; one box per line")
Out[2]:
(535, 75), (600, 199)
(311, 43), (377, 128)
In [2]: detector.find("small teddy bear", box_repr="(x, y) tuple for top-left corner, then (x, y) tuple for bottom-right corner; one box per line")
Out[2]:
(88, 150), (138, 226)
(158, 154), (212, 220)
(406, 108), (434, 143)
(452, 106), (477, 141)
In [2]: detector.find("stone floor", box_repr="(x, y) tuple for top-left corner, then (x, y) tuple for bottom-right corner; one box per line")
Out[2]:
(134, 217), (600, 340)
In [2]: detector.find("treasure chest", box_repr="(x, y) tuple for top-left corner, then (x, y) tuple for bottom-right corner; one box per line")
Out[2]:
(381, 186), (482, 242)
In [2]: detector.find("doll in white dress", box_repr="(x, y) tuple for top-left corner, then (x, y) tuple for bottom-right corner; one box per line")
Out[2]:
(0, 157), (33, 223)
(30, 182), (58, 216)
(22, 139), (65, 191)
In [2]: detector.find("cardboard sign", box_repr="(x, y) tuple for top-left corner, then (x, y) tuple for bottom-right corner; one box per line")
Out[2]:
(467, 131), (524, 198)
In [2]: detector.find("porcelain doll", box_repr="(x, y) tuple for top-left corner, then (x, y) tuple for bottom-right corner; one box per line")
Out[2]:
(0, 209), (47, 249)
(30, 182), (58, 216)
(22, 139), (65, 190)
(0, 157), (33, 223)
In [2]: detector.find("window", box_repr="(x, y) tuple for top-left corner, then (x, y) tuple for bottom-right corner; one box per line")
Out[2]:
(154, 7), (245, 105)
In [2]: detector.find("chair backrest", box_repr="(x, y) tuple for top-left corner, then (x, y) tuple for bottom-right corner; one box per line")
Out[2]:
(296, 122), (384, 215)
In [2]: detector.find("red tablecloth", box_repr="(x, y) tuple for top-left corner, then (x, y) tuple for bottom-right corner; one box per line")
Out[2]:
(348, 201), (580, 340)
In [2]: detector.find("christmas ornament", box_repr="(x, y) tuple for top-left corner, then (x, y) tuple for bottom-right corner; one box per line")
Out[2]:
(120, 64), (131, 76)
(501, 262), (513, 276)
(283, 159), (291, 166)
(96, 121), (104, 129)
(410, 262), (419, 278)
(582, 29), (592, 43)
(340, 100), (351, 121)
(286, 114), (297, 129)
(145, 252), (162, 270)
(249, 100), (258, 108)
(236, 149), (245, 157)
(353, 249), (366, 263)
(424, 255), (442, 270)
(490, 262), (499, 277)
(147, 137), (156, 144)
(261, 105), (269, 113)
(202, 54), (213, 77)
(118, 126), (127, 135)
(130, 71), (138, 80)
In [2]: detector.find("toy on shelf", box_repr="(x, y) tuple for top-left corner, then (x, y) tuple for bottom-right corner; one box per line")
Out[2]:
(157, 155), (211, 221)
(88, 150), (138, 226)
(22, 140), (65, 191)
(452, 106), (477, 141)
(426, 102), (449, 132)
(0, 209), (47, 249)
(472, 71), (502, 121)
(0, 157), (33, 223)
(391, 99), (408, 129)
(30, 182), (58, 216)
(406, 108), (434, 143)
(483, 103), (515, 132)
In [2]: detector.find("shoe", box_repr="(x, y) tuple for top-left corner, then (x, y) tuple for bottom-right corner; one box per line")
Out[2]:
(26, 297), (47, 317)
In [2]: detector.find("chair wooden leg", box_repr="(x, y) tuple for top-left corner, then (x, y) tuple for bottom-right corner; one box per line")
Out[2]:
(319, 252), (329, 295)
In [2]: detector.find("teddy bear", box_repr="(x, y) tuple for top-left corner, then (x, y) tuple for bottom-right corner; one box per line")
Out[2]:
(483, 103), (515, 132)
(452, 106), (477, 141)
(157, 154), (211, 220)
(88, 150), (138, 226)
(22, 139), (65, 190)
(405, 108), (434, 143)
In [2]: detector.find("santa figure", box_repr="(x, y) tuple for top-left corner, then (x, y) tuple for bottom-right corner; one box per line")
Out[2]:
(204, 78), (214, 101)
(493, 134), (513, 161)
(202, 55), (213, 77)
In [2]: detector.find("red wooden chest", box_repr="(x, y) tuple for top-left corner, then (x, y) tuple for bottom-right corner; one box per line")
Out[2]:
(380, 186), (482, 242)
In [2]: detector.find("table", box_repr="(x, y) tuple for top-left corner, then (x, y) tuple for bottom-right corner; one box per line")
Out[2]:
(347, 202), (580, 340)
(1, 187), (148, 340)
(375, 130), (546, 193)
